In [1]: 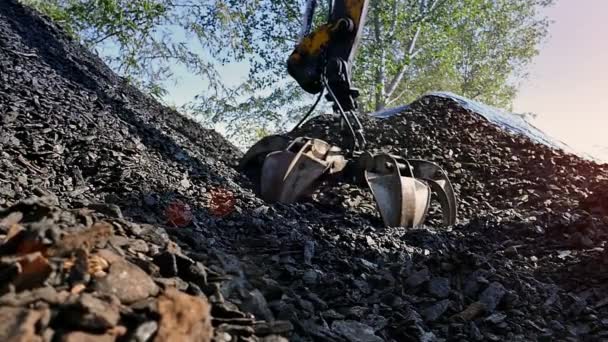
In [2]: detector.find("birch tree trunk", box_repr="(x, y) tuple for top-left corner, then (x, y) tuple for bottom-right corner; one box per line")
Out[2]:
(372, 0), (387, 111)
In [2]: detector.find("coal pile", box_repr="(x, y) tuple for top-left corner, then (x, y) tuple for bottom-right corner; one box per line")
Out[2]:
(295, 96), (607, 223)
(3, 0), (608, 341)
(0, 1), (289, 340)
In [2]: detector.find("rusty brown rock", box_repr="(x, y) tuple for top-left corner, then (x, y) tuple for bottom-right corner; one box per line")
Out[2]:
(0, 306), (45, 342)
(60, 331), (116, 342)
(154, 288), (213, 342)
(14, 252), (52, 291)
(94, 260), (159, 304)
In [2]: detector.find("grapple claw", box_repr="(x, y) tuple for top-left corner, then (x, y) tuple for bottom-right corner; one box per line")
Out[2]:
(259, 149), (297, 202)
(363, 154), (431, 228)
(408, 160), (458, 226)
(251, 138), (347, 204)
(238, 134), (292, 171)
(261, 139), (330, 203)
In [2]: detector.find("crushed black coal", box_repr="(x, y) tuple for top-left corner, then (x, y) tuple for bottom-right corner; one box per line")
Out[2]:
(2, 0), (608, 341)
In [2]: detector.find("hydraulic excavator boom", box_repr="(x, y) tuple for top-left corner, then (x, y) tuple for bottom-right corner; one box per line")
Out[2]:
(239, 0), (457, 228)
(288, 0), (368, 149)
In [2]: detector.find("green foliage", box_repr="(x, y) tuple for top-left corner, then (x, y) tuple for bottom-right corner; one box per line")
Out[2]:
(20, 0), (554, 147)
(20, 0), (301, 98)
(20, 0), (77, 35)
(182, 81), (321, 150)
(356, 0), (554, 111)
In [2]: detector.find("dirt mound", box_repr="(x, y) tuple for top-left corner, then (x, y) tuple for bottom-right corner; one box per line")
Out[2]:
(3, 1), (608, 341)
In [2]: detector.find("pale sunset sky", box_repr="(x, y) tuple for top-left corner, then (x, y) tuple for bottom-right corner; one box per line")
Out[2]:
(513, 0), (608, 156)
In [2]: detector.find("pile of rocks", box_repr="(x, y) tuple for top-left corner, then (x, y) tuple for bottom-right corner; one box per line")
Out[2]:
(3, 0), (608, 341)
(294, 95), (606, 223)
(0, 199), (215, 341)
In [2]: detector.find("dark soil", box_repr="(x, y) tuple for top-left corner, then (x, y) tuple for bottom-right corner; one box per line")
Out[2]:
(2, 1), (608, 341)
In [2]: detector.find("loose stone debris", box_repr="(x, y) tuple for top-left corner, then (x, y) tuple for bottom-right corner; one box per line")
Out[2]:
(2, 0), (608, 341)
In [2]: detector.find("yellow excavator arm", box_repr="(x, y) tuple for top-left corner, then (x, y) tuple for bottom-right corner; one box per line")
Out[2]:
(288, 0), (369, 101)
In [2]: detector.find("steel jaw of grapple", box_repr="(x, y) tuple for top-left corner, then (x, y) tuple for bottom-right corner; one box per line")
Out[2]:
(239, 135), (348, 203)
(239, 136), (457, 228)
(355, 153), (457, 227)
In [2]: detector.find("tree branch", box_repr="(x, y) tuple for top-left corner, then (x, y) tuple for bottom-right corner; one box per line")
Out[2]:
(383, 0), (448, 100)
(386, 88), (409, 105)
(384, 26), (420, 99)
(281, 0), (302, 26)
(428, 0), (442, 12)
(91, 31), (118, 45)
(410, 0), (448, 25)
(387, 0), (399, 39)
(373, 0), (386, 110)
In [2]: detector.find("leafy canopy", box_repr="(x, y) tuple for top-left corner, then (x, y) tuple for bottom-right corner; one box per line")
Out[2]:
(21, 0), (554, 147)
(21, 0), (302, 98)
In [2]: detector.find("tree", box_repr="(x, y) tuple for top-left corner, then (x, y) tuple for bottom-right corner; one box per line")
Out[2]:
(21, 0), (554, 147)
(357, 0), (553, 111)
(20, 0), (302, 98)
(183, 81), (317, 149)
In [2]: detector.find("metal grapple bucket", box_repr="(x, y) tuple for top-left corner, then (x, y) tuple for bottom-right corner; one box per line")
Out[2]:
(239, 136), (457, 228)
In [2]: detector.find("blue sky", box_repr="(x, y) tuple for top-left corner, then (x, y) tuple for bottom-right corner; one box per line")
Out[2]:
(162, 60), (249, 106)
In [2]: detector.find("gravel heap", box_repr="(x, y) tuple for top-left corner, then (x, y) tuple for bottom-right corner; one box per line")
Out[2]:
(2, 1), (608, 341)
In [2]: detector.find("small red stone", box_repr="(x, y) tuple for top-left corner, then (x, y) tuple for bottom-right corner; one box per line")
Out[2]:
(209, 188), (235, 218)
(165, 200), (193, 227)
